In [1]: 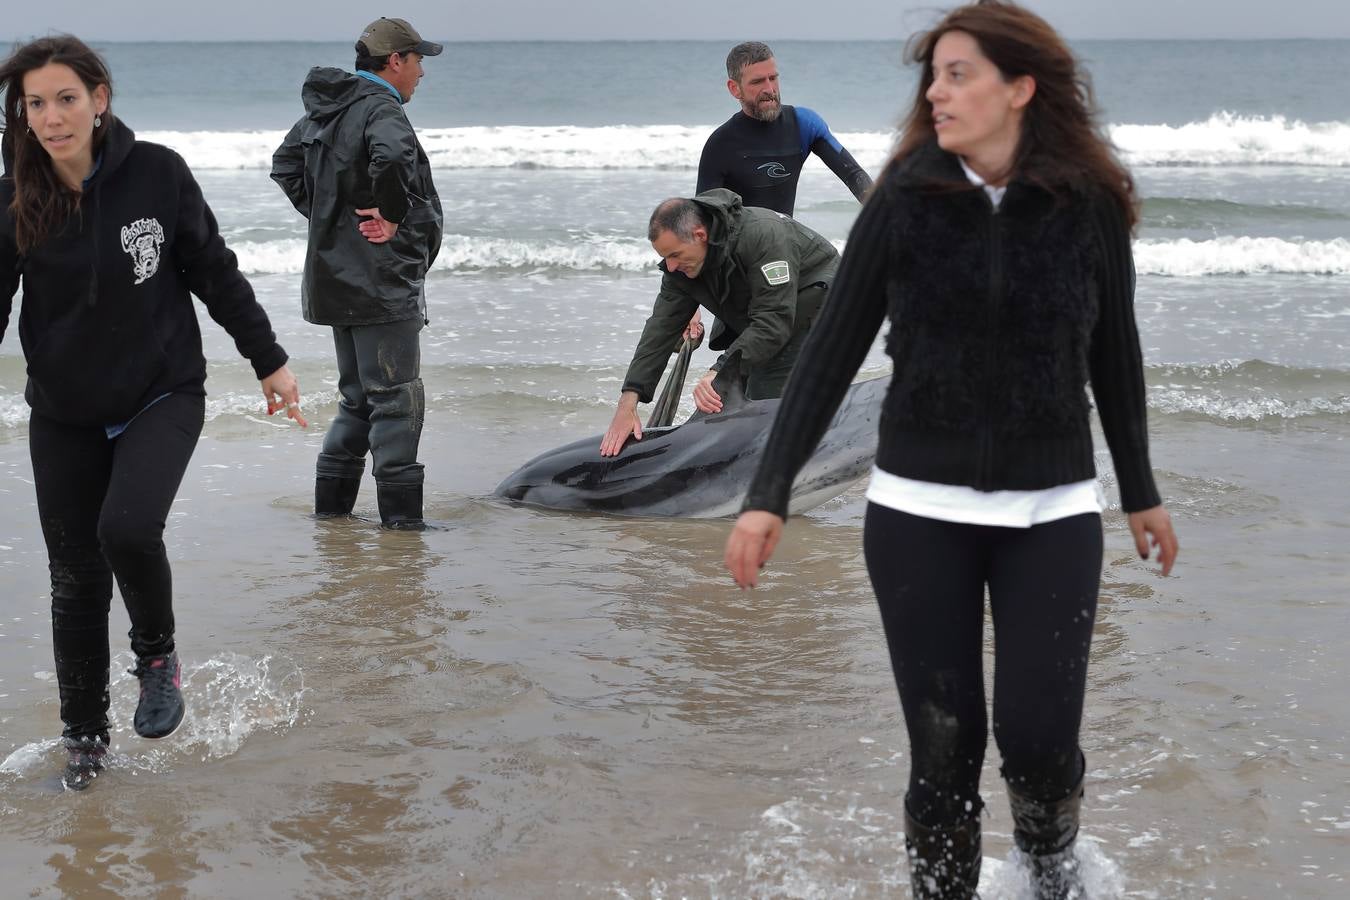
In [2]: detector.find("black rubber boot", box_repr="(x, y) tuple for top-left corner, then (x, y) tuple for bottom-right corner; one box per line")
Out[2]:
(61, 734), (109, 791)
(130, 651), (185, 739)
(376, 482), (425, 530)
(1007, 774), (1085, 899)
(904, 798), (983, 899)
(315, 475), (361, 517)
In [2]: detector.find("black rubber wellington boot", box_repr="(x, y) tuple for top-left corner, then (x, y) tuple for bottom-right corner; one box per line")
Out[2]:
(376, 482), (425, 530)
(315, 475), (361, 517)
(1007, 775), (1086, 899)
(904, 797), (983, 899)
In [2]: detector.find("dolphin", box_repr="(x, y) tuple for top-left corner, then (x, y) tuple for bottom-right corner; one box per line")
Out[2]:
(495, 365), (887, 518)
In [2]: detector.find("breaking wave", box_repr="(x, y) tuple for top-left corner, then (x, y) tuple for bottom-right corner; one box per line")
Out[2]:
(143, 114), (1350, 171)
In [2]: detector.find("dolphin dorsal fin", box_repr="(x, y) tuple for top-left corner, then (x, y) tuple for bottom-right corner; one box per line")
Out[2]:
(711, 355), (749, 412)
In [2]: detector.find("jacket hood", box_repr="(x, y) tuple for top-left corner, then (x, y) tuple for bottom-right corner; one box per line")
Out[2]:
(89, 115), (137, 184)
(300, 67), (397, 122)
(691, 187), (745, 249)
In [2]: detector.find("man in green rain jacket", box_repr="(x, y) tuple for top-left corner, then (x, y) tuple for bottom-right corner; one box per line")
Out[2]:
(600, 188), (839, 457)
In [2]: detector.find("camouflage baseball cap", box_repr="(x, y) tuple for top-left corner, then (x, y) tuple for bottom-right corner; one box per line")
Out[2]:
(357, 17), (443, 57)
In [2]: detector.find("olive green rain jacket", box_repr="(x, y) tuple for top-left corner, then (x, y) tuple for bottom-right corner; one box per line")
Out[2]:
(622, 188), (839, 402)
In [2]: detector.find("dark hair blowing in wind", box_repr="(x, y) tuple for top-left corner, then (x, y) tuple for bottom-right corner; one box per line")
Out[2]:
(0, 35), (114, 253)
(888, 0), (1137, 230)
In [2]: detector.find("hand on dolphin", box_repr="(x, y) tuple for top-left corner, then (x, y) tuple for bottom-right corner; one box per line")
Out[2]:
(725, 509), (785, 589)
(600, 391), (644, 457)
(692, 370), (723, 414)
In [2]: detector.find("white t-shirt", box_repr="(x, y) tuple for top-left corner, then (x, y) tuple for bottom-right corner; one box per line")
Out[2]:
(863, 157), (1103, 528)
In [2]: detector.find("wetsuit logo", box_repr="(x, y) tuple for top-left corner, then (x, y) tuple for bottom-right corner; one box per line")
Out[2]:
(120, 217), (165, 285)
(757, 162), (792, 179)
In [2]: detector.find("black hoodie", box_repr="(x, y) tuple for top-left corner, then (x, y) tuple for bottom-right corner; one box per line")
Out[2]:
(0, 117), (287, 427)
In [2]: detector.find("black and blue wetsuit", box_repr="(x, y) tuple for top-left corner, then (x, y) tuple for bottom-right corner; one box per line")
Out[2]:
(696, 105), (873, 216)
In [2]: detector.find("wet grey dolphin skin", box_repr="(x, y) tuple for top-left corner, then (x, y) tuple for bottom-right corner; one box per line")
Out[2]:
(495, 374), (886, 518)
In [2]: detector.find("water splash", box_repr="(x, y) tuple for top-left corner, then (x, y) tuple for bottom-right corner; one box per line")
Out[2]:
(982, 841), (1127, 899)
(0, 652), (306, 780)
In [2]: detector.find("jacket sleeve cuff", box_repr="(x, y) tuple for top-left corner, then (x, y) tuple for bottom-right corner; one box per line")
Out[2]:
(1114, 451), (1162, 512)
(621, 381), (654, 404)
(741, 475), (792, 520)
(249, 344), (290, 381)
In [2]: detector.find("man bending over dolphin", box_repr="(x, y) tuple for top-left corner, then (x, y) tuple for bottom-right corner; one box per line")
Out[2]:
(600, 189), (839, 457)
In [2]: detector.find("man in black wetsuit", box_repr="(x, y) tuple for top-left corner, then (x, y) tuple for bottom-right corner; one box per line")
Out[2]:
(697, 41), (872, 215)
(689, 41), (871, 344)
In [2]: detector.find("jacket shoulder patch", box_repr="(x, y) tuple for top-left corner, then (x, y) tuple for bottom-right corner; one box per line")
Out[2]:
(760, 260), (791, 286)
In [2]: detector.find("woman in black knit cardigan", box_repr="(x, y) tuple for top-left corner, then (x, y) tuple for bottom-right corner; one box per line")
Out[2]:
(725, 2), (1179, 897)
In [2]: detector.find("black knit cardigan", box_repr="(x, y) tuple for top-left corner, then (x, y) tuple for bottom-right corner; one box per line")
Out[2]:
(743, 141), (1161, 518)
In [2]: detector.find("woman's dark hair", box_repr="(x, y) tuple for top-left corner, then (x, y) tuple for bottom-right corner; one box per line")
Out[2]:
(0, 35), (113, 253)
(887, 0), (1137, 230)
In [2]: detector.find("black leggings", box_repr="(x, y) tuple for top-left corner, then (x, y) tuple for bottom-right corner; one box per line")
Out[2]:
(29, 392), (204, 739)
(863, 503), (1102, 826)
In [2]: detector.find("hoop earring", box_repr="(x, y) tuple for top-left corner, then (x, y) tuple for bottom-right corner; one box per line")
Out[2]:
(94, 115), (102, 127)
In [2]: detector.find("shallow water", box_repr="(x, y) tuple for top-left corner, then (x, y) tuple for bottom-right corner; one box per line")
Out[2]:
(0, 364), (1345, 897)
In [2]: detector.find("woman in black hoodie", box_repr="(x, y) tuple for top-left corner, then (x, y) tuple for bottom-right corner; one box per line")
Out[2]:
(725, 3), (1179, 897)
(0, 36), (305, 790)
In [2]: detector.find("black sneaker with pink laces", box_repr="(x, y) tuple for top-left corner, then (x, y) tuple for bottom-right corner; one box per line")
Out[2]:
(130, 651), (185, 739)
(62, 734), (108, 791)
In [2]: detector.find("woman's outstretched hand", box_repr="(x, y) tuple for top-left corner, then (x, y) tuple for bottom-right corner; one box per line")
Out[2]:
(261, 364), (308, 428)
(725, 509), (786, 589)
(1128, 504), (1178, 576)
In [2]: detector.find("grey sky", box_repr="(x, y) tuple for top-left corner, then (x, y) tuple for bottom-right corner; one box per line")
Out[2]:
(1, 0), (1346, 42)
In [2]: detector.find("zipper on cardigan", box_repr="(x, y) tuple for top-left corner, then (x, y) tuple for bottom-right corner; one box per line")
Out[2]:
(979, 202), (1001, 488)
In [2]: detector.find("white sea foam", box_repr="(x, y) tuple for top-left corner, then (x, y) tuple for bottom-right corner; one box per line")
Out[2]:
(1134, 236), (1350, 277)
(226, 234), (1350, 278)
(231, 233), (660, 275)
(140, 128), (292, 170)
(141, 114), (1350, 171)
(1148, 389), (1350, 421)
(434, 234), (659, 272)
(140, 125), (725, 172)
(1111, 113), (1350, 168)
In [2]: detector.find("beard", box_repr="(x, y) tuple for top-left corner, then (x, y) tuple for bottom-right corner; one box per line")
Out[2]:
(742, 94), (782, 123)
